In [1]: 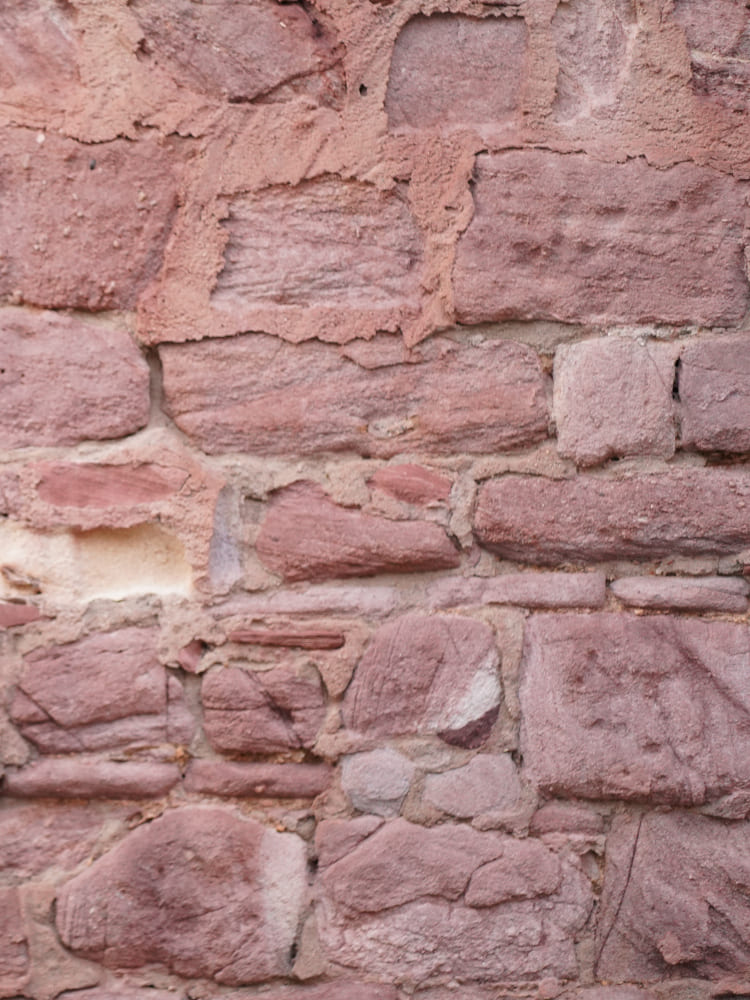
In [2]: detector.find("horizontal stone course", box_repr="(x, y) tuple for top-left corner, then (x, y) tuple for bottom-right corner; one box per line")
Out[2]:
(183, 760), (332, 798)
(3, 760), (181, 799)
(610, 575), (749, 612)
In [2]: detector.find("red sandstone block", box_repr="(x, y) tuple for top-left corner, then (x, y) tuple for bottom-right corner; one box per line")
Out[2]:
(256, 481), (459, 582)
(679, 337), (750, 452)
(453, 151), (749, 326)
(56, 808), (307, 984)
(597, 812), (750, 980)
(342, 613), (500, 748)
(160, 333), (548, 457)
(0, 887), (27, 997)
(423, 754), (521, 818)
(482, 571), (606, 608)
(529, 802), (605, 837)
(0, 2), (77, 115)
(227, 626), (345, 649)
(520, 613), (750, 805)
(474, 468), (750, 564)
(0, 310), (149, 448)
(369, 464), (452, 505)
(554, 339), (675, 466)
(0, 129), (179, 310)
(35, 462), (185, 509)
(611, 575), (749, 613)
(202, 665), (326, 754)
(386, 14), (526, 129)
(0, 601), (40, 628)
(183, 761), (332, 798)
(3, 760), (181, 799)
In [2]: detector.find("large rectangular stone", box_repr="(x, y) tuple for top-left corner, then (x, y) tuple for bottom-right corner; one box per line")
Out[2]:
(159, 333), (548, 457)
(454, 151), (749, 326)
(520, 612), (750, 805)
(474, 468), (750, 564)
(679, 337), (750, 452)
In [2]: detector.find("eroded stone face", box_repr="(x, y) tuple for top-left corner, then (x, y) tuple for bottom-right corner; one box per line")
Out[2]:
(679, 337), (750, 453)
(520, 613), (750, 805)
(56, 807), (307, 984)
(342, 613), (500, 747)
(672, 0), (750, 110)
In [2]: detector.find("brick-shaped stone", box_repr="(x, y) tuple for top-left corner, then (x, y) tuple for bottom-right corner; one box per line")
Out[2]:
(10, 627), (194, 753)
(520, 613), (750, 804)
(598, 811), (750, 980)
(202, 665), (326, 754)
(482, 572), (606, 609)
(0, 311), (149, 448)
(369, 464), (452, 505)
(474, 468), (750, 564)
(554, 339), (675, 466)
(183, 761), (331, 798)
(386, 14), (526, 129)
(256, 482), (459, 582)
(679, 337), (750, 452)
(454, 151), (749, 326)
(3, 760), (180, 799)
(0, 129), (179, 310)
(56, 807), (307, 984)
(611, 575), (749, 613)
(342, 613), (500, 747)
(160, 334), (548, 457)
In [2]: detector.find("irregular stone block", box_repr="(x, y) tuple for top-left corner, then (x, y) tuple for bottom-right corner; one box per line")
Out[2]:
(0, 129), (179, 310)
(529, 802), (605, 837)
(482, 572), (606, 609)
(342, 613), (500, 747)
(679, 338), (750, 453)
(369, 464), (452, 505)
(341, 749), (415, 816)
(597, 812), (750, 981)
(424, 754), (521, 818)
(474, 468), (750, 564)
(673, 0), (750, 109)
(202, 665), (326, 754)
(465, 839), (561, 906)
(611, 575), (749, 613)
(453, 151), (749, 326)
(0, 601), (40, 628)
(56, 807), (307, 984)
(160, 334), (548, 457)
(520, 613), (750, 805)
(3, 760), (180, 799)
(317, 818), (592, 986)
(10, 627), (194, 753)
(34, 463), (185, 510)
(0, 311), (149, 448)
(183, 761), (331, 798)
(0, 887), (27, 998)
(554, 339), (675, 466)
(386, 14), (526, 129)
(256, 482), (459, 582)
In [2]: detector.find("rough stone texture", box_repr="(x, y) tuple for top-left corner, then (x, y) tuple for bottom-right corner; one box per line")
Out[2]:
(464, 839), (562, 907)
(679, 338), (750, 453)
(474, 469), (750, 565)
(342, 613), (500, 747)
(317, 818), (592, 986)
(554, 339), (676, 466)
(247, 985), (401, 1000)
(202, 665), (326, 754)
(597, 812), (750, 981)
(529, 803), (605, 838)
(0, 601), (40, 628)
(423, 754), (522, 818)
(160, 334), (548, 457)
(56, 808), (307, 984)
(341, 749), (415, 816)
(454, 151), (749, 327)
(256, 482), (460, 582)
(611, 575), (749, 613)
(482, 572), (607, 609)
(386, 14), (527, 130)
(0, 311), (150, 448)
(10, 628), (194, 753)
(520, 613), (750, 805)
(0, 887), (27, 997)
(3, 760), (180, 799)
(34, 463), (186, 510)
(672, 0), (750, 110)
(0, 129), (179, 310)
(183, 761), (331, 798)
(369, 464), (452, 506)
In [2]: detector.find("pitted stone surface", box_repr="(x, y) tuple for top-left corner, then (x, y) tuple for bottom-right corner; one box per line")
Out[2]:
(679, 338), (750, 453)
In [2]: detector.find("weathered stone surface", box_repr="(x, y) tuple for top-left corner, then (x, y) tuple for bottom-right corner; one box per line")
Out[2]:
(56, 808), (307, 984)
(0, 887), (27, 997)
(160, 334), (548, 457)
(424, 754), (521, 818)
(0, 601), (40, 628)
(227, 626), (345, 649)
(611, 575), (749, 613)
(454, 151), (749, 326)
(0, 129), (179, 310)
(465, 839), (561, 906)
(0, 311), (149, 448)
(184, 761), (331, 798)
(218, 584), (398, 618)
(369, 464), (452, 506)
(35, 463), (185, 509)
(10, 628), (194, 753)
(482, 572), (607, 609)
(529, 802), (605, 837)
(256, 482), (459, 582)
(520, 613), (750, 804)
(202, 665), (326, 754)
(3, 760), (180, 799)
(317, 819), (592, 985)
(342, 613), (500, 747)
(131, 0), (342, 102)
(679, 338), (750, 453)
(0, 2), (77, 121)
(342, 749), (415, 816)
(554, 339), (675, 466)
(386, 14), (526, 130)
(242, 984), (401, 1000)
(474, 469), (750, 564)
(673, 0), (750, 109)
(598, 812), (750, 981)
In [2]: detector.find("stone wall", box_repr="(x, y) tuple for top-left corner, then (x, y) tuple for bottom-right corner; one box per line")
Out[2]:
(2, 1), (750, 998)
